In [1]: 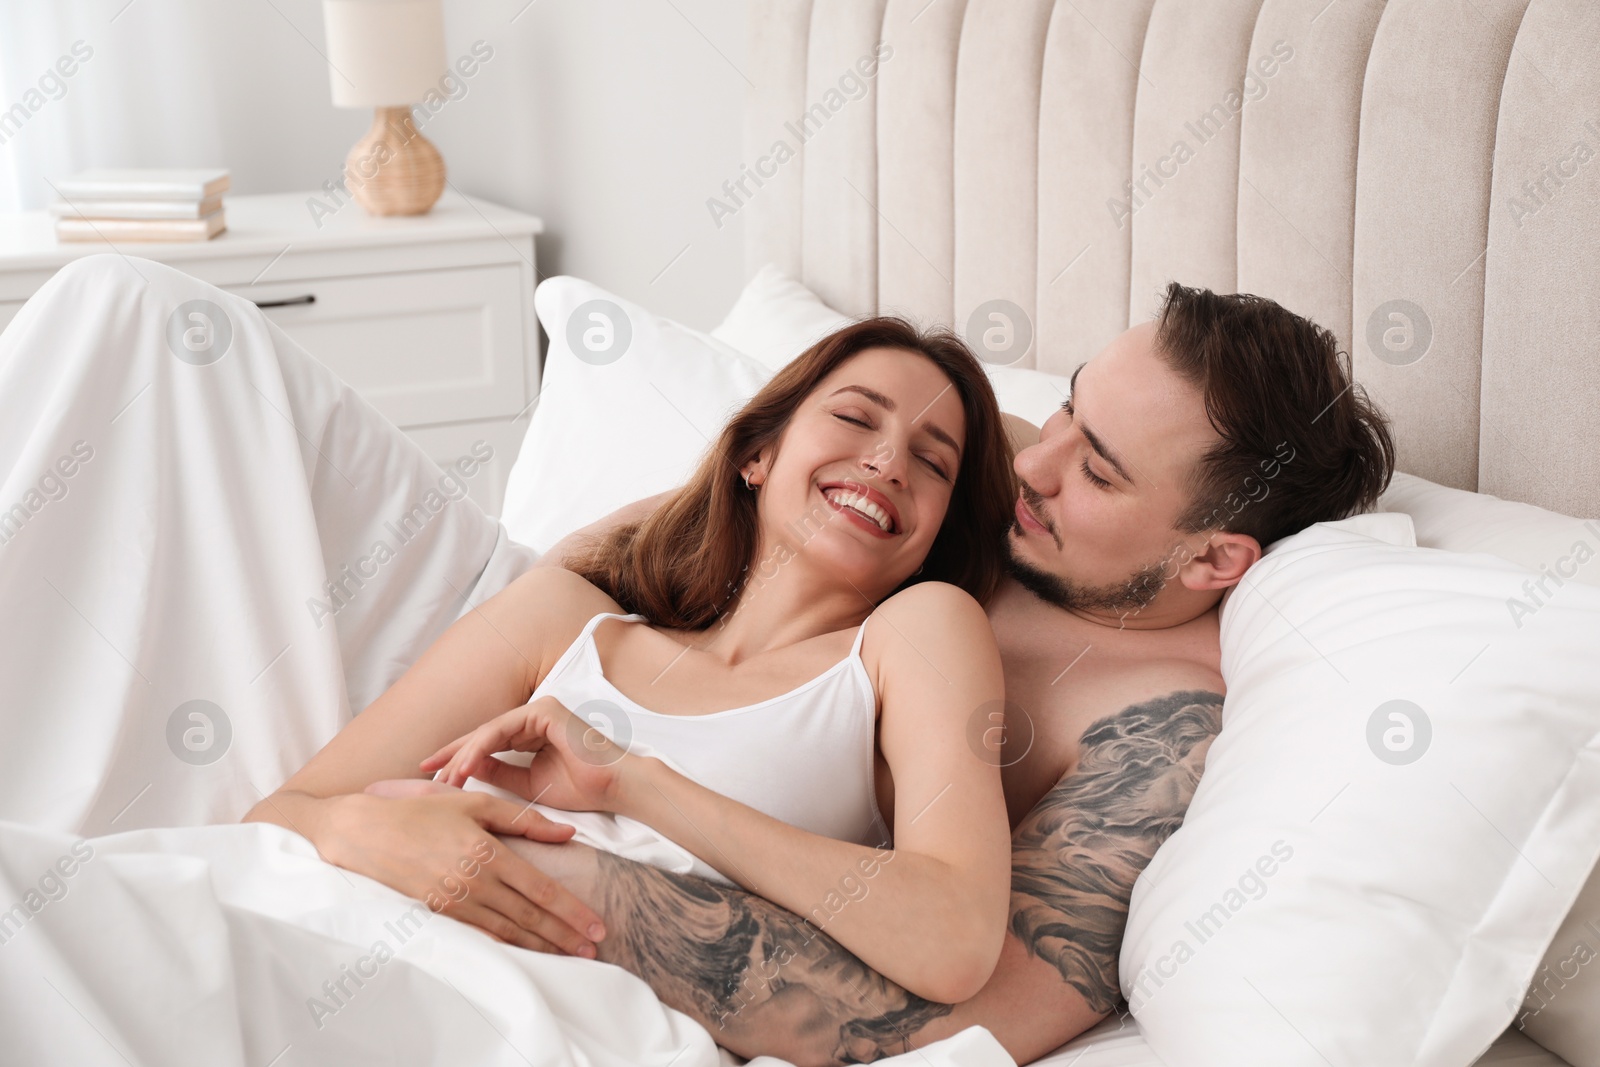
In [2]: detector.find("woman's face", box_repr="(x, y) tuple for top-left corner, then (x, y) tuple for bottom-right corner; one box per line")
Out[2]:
(749, 347), (967, 599)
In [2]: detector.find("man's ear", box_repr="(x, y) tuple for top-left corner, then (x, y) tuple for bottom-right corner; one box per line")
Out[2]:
(1177, 531), (1261, 591)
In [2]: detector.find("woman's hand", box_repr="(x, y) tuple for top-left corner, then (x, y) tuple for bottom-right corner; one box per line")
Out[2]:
(313, 787), (607, 957)
(421, 696), (633, 813)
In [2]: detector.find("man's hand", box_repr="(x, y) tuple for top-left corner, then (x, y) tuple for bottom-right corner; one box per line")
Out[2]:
(317, 788), (608, 957)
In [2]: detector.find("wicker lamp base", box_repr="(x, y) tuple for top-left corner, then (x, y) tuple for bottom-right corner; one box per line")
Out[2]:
(345, 106), (446, 217)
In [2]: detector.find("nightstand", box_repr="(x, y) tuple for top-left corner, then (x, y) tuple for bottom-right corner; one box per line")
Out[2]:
(0, 189), (542, 518)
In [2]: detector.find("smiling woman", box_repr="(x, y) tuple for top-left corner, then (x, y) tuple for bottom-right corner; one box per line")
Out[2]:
(569, 317), (1018, 627)
(252, 315), (1026, 1004)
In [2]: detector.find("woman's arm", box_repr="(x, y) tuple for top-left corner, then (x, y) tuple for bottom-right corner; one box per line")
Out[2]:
(243, 565), (614, 954)
(609, 581), (1012, 1003)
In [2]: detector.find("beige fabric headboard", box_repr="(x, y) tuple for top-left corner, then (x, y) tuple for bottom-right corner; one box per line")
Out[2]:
(741, 0), (1600, 519)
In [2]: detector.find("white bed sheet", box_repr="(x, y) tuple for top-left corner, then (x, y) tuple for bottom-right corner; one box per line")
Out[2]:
(1032, 1016), (1568, 1067)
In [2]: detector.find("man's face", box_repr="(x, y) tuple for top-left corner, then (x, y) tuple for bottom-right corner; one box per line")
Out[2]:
(1005, 321), (1221, 619)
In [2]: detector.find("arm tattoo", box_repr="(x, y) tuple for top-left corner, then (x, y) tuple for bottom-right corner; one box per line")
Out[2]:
(581, 689), (1220, 1061)
(590, 851), (952, 1065)
(1009, 689), (1223, 1014)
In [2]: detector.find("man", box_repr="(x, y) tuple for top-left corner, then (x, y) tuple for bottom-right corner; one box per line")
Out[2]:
(516, 283), (1395, 1065)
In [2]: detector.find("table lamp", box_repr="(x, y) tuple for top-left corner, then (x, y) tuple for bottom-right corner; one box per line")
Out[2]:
(322, 0), (448, 216)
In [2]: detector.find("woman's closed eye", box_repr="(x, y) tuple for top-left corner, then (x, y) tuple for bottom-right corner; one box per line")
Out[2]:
(833, 411), (951, 481)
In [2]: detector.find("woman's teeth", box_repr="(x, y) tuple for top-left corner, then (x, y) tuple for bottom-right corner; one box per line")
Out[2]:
(824, 487), (892, 532)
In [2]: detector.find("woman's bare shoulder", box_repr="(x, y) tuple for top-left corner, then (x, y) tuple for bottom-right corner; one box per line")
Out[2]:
(863, 581), (999, 681)
(489, 566), (628, 679)
(878, 579), (986, 618)
(1002, 412), (1041, 450)
(502, 565), (624, 620)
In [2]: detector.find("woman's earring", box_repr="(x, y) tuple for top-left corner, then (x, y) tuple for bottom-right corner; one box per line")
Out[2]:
(742, 470), (755, 490)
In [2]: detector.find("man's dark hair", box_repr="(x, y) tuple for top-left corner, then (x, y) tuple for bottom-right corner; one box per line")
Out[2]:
(1153, 282), (1396, 547)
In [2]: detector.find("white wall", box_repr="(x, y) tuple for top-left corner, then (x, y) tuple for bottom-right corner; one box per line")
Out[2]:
(0, 0), (749, 329)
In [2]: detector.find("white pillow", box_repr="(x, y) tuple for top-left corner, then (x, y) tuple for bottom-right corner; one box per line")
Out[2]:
(1378, 472), (1600, 1066)
(504, 270), (1074, 558)
(1380, 470), (1600, 566)
(1121, 511), (1600, 1067)
(710, 266), (1077, 425)
(983, 363), (1075, 428)
(501, 277), (772, 555)
(709, 263), (854, 372)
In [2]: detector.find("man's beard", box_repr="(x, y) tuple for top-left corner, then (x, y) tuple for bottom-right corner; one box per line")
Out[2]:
(1003, 521), (1169, 614)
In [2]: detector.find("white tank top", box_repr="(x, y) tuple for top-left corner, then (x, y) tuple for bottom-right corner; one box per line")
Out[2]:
(529, 611), (892, 849)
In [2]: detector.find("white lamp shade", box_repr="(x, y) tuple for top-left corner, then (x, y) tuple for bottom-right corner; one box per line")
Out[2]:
(322, 0), (447, 108)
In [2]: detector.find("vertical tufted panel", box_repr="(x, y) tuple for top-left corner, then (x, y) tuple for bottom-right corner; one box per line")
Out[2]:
(1235, 0), (1384, 361)
(798, 0), (891, 317)
(743, 0), (816, 282)
(875, 0), (969, 326)
(1352, 0), (1530, 491)
(1034, 0), (1157, 375)
(952, 0), (1057, 369)
(1127, 0), (1266, 322)
(745, 0), (1600, 516)
(1479, 0), (1600, 518)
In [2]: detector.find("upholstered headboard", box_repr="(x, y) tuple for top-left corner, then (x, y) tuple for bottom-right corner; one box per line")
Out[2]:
(741, 0), (1600, 519)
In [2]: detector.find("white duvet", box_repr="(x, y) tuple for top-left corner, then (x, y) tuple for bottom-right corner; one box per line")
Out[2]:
(0, 255), (1009, 1067)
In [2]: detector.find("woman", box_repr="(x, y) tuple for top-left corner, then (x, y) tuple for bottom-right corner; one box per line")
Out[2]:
(246, 317), (1019, 1003)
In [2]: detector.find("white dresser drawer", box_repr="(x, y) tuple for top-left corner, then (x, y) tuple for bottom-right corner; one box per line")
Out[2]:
(226, 263), (529, 429)
(404, 416), (530, 520)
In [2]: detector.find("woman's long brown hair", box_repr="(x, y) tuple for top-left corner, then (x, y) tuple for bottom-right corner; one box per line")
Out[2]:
(569, 317), (1017, 629)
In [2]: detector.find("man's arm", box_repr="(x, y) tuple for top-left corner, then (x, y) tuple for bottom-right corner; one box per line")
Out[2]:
(992, 688), (1223, 1058)
(533, 490), (677, 571)
(525, 689), (1223, 1066)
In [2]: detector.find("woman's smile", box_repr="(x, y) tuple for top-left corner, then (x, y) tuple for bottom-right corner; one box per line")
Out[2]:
(817, 480), (900, 538)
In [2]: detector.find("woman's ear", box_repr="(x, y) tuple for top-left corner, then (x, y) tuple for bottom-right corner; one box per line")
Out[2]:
(742, 447), (774, 488)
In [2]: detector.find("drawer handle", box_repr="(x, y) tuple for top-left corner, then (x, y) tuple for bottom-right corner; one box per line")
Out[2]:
(253, 294), (316, 309)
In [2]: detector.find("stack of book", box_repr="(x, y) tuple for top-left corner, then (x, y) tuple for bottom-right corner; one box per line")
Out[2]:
(51, 168), (230, 242)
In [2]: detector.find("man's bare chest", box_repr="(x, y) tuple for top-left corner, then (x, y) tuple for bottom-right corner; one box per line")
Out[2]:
(988, 599), (1226, 826)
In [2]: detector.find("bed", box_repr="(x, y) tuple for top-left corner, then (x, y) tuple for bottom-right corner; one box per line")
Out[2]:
(728, 0), (1600, 1064)
(1033, 1013), (1566, 1067)
(2, 2), (1597, 1066)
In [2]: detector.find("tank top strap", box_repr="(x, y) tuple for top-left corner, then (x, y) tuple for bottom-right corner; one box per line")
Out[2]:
(540, 611), (644, 691)
(849, 613), (871, 658)
(581, 610), (646, 641)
